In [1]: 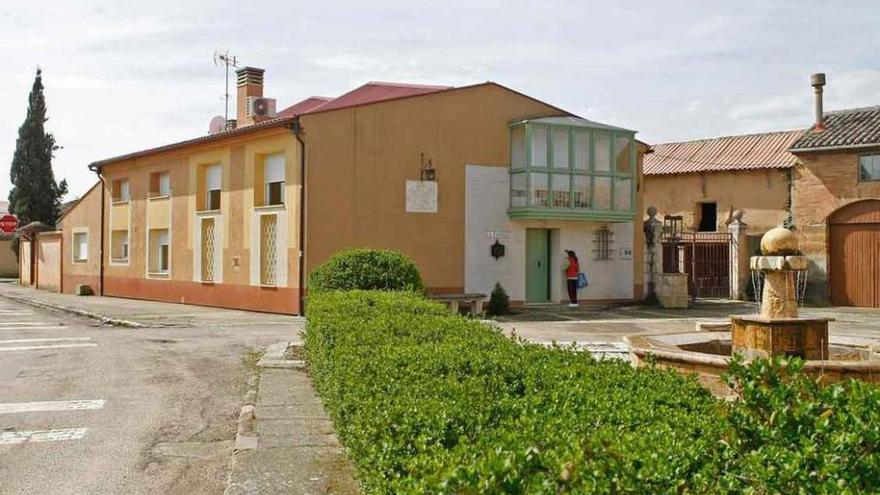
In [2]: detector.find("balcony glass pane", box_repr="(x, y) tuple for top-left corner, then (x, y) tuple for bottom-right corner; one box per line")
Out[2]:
(510, 172), (527, 208)
(614, 177), (632, 211)
(595, 131), (610, 172)
(615, 135), (632, 174)
(573, 130), (589, 170)
(594, 176), (611, 210)
(511, 126), (526, 169)
(530, 127), (548, 167)
(573, 175), (590, 209)
(552, 128), (569, 169)
(551, 174), (570, 208)
(530, 172), (549, 207)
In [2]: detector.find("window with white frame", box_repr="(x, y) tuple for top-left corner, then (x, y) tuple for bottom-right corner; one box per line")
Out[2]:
(73, 232), (88, 261)
(148, 229), (170, 274)
(111, 230), (129, 262)
(204, 164), (221, 211)
(264, 153), (286, 206)
(150, 171), (171, 197)
(112, 179), (130, 203)
(859, 154), (880, 182)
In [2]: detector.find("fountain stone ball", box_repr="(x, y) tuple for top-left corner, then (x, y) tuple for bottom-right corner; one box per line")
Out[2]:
(760, 227), (799, 256)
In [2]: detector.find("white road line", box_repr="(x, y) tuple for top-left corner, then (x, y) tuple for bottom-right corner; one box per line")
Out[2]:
(0, 343), (97, 352)
(0, 322), (64, 326)
(0, 326), (69, 331)
(0, 428), (88, 445)
(0, 399), (105, 414)
(0, 338), (91, 345)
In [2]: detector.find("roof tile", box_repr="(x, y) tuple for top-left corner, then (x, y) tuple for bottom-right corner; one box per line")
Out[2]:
(790, 106), (880, 151)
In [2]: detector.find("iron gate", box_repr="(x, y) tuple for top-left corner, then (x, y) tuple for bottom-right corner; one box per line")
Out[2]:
(662, 230), (732, 299)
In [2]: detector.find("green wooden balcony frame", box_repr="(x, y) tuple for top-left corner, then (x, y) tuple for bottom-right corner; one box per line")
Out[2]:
(507, 116), (637, 222)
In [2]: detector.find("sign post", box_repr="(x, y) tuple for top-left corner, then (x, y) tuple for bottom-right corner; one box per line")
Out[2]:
(0, 214), (19, 235)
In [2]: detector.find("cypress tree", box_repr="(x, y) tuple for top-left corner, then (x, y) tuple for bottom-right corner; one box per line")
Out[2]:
(8, 68), (68, 229)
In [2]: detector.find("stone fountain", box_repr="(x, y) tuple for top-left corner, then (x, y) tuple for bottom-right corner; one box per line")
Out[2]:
(626, 228), (880, 395)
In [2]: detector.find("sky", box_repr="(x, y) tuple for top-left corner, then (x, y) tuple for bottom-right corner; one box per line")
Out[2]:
(1, 0), (879, 200)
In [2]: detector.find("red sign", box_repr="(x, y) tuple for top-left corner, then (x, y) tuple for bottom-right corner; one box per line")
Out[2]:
(0, 214), (18, 234)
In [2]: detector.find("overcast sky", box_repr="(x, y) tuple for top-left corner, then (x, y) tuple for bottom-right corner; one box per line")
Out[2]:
(2, 0), (879, 200)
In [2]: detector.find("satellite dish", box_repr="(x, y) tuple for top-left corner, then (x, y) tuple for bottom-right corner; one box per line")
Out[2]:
(209, 116), (226, 134)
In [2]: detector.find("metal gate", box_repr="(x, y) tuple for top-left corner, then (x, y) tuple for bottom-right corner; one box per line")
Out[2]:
(662, 228), (732, 299)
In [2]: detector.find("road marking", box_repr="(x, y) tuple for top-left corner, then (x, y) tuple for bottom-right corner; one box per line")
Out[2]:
(0, 428), (88, 445)
(0, 343), (97, 352)
(0, 326), (69, 331)
(0, 322), (64, 326)
(0, 399), (105, 414)
(0, 337), (91, 345)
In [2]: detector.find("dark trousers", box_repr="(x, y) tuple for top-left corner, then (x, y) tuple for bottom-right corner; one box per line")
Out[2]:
(566, 279), (578, 304)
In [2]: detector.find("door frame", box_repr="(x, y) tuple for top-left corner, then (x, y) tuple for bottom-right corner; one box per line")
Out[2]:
(525, 228), (551, 303)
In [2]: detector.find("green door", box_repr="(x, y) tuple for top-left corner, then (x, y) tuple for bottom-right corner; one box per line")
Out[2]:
(526, 229), (550, 303)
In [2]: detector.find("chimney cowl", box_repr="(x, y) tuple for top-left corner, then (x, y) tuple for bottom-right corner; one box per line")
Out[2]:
(236, 67), (264, 87)
(811, 72), (827, 132)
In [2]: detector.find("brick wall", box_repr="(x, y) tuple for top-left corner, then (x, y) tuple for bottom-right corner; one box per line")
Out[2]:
(792, 149), (880, 303)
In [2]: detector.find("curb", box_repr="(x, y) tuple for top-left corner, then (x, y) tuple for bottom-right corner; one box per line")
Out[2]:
(0, 292), (148, 328)
(257, 341), (307, 370)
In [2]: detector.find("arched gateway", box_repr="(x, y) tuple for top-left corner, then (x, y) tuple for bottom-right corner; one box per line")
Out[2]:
(828, 199), (880, 307)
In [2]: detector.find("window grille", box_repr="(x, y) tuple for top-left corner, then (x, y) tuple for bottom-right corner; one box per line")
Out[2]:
(201, 218), (215, 282)
(260, 215), (278, 286)
(593, 226), (614, 260)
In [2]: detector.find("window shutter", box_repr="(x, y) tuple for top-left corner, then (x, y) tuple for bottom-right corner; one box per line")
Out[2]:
(206, 164), (222, 190)
(264, 154), (285, 183)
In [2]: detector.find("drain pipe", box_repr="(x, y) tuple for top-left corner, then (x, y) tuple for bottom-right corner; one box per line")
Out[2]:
(87, 162), (105, 296)
(289, 118), (307, 315)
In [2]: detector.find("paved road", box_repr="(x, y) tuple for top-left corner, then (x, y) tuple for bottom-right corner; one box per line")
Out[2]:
(0, 299), (300, 495)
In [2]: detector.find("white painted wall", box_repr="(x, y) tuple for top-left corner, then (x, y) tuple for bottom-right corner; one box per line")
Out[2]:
(465, 165), (634, 302)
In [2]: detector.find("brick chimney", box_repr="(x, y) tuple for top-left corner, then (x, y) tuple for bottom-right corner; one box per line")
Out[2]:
(811, 73), (826, 132)
(236, 67), (265, 127)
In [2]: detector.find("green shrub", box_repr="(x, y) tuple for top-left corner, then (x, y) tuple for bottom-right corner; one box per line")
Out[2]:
(487, 282), (510, 316)
(305, 291), (880, 494)
(308, 248), (424, 293)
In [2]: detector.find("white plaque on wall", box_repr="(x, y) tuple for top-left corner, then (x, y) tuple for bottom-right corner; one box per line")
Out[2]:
(620, 246), (633, 259)
(405, 180), (438, 213)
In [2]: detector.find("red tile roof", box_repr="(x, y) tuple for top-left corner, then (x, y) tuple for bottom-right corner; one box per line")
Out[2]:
(644, 130), (803, 176)
(277, 96), (333, 118)
(308, 82), (451, 113)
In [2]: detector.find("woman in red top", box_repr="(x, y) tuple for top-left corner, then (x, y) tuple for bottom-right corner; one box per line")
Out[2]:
(563, 250), (580, 307)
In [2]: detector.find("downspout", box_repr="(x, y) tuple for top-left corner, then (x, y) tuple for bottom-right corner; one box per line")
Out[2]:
(290, 118), (307, 315)
(88, 162), (105, 296)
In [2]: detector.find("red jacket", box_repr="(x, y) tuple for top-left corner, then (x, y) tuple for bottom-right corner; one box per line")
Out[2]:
(565, 257), (579, 278)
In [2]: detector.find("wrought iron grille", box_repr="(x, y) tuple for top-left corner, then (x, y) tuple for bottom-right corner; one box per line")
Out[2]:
(261, 215), (278, 286)
(593, 226), (614, 260)
(201, 218), (215, 282)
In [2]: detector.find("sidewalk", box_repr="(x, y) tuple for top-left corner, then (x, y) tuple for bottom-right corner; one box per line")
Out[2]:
(0, 280), (301, 328)
(225, 345), (359, 495)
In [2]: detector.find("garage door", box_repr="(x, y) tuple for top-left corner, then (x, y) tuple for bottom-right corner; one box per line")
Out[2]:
(829, 200), (880, 308)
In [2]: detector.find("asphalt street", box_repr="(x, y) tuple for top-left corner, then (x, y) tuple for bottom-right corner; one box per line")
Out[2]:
(0, 299), (300, 495)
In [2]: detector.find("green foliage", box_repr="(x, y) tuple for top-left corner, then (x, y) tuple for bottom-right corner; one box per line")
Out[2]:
(305, 291), (880, 494)
(487, 282), (510, 316)
(308, 248), (424, 293)
(8, 69), (68, 229)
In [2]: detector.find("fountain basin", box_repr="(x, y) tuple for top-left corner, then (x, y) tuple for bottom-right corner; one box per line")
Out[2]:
(731, 316), (831, 360)
(625, 330), (880, 396)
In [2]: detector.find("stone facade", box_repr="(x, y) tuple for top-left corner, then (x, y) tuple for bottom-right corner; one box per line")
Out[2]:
(792, 149), (880, 302)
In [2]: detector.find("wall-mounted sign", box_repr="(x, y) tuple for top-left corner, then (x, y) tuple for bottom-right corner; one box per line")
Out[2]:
(405, 180), (438, 213)
(485, 230), (511, 239)
(0, 214), (18, 234)
(619, 246), (633, 260)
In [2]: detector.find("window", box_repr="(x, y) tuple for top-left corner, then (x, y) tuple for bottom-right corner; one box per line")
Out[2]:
(594, 131), (611, 172)
(511, 127), (526, 169)
(510, 173), (527, 208)
(530, 127), (548, 167)
(150, 172), (171, 197)
(698, 202), (717, 232)
(204, 164), (221, 211)
(111, 230), (129, 262)
(112, 179), (130, 203)
(260, 215), (279, 286)
(264, 153), (285, 206)
(73, 232), (88, 262)
(859, 154), (880, 181)
(593, 226), (614, 260)
(148, 229), (170, 274)
(200, 218), (216, 282)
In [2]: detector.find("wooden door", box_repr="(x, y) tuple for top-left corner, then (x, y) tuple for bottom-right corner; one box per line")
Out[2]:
(525, 229), (550, 303)
(830, 223), (880, 307)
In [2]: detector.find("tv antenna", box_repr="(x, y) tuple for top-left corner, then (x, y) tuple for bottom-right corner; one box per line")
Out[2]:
(213, 49), (239, 122)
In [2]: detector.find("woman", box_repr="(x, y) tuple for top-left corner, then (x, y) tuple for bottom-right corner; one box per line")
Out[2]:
(563, 250), (580, 307)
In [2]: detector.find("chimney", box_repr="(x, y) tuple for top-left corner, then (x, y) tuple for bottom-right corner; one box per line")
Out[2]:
(811, 73), (826, 131)
(236, 67), (265, 127)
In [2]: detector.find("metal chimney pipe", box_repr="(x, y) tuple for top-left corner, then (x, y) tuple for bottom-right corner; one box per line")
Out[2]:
(811, 73), (826, 131)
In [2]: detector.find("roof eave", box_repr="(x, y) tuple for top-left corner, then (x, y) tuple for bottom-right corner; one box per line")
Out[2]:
(789, 142), (880, 153)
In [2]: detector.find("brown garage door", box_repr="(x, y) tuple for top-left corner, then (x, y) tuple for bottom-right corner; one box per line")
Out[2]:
(829, 200), (880, 308)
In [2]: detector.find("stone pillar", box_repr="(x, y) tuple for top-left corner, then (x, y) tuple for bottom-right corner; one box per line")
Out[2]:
(727, 212), (747, 300)
(643, 207), (663, 300)
(761, 270), (798, 318)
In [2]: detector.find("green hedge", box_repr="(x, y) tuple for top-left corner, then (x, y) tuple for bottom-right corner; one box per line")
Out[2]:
(308, 249), (424, 293)
(304, 291), (880, 494)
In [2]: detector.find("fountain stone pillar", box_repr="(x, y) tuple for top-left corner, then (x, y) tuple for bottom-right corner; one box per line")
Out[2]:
(731, 227), (831, 360)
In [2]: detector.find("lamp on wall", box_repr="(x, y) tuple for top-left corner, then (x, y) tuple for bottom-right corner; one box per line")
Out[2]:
(420, 152), (436, 181)
(491, 240), (506, 260)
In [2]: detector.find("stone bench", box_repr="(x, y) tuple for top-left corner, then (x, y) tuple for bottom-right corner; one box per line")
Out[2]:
(429, 293), (487, 315)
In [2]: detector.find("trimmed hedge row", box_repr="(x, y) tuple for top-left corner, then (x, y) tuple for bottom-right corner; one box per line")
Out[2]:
(308, 248), (424, 293)
(304, 291), (880, 494)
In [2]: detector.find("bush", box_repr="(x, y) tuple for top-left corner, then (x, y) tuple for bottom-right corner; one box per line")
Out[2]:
(487, 282), (510, 316)
(305, 291), (880, 494)
(308, 248), (424, 293)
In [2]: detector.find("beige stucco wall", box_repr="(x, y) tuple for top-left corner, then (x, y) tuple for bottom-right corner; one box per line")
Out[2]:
(302, 83), (647, 297)
(644, 169), (790, 235)
(0, 237), (17, 277)
(58, 181), (103, 293)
